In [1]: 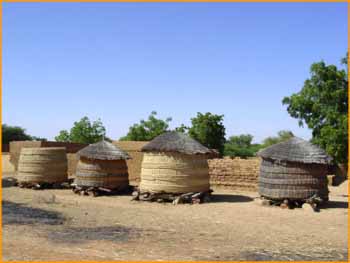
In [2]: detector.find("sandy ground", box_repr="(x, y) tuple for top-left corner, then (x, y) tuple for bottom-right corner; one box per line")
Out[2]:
(2, 174), (348, 261)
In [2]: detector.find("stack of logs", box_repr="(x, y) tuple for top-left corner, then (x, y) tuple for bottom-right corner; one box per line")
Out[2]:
(71, 185), (133, 197)
(257, 194), (327, 212)
(132, 189), (213, 204)
(17, 180), (72, 190)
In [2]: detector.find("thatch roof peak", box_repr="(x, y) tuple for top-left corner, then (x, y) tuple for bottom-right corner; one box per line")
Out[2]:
(257, 137), (332, 164)
(77, 140), (130, 160)
(141, 131), (212, 155)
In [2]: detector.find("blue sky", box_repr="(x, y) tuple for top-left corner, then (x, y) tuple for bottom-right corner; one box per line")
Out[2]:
(3, 3), (347, 143)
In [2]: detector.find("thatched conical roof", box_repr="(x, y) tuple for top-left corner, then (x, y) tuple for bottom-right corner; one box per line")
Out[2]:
(77, 140), (130, 160)
(141, 131), (212, 155)
(257, 137), (332, 164)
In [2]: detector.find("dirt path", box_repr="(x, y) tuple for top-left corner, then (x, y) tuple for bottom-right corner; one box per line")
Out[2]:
(2, 176), (348, 261)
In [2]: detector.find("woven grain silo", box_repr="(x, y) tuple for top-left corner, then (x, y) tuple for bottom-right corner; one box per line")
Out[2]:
(257, 137), (332, 204)
(17, 147), (68, 187)
(138, 132), (213, 202)
(74, 140), (130, 195)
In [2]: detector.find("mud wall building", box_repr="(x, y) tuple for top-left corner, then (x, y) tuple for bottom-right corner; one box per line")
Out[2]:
(208, 157), (261, 191)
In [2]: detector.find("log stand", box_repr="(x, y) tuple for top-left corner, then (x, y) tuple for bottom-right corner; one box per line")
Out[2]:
(132, 189), (213, 204)
(257, 194), (327, 212)
(17, 180), (72, 190)
(71, 185), (133, 197)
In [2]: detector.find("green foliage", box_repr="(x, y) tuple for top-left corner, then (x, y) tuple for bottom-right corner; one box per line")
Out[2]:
(174, 124), (189, 133)
(55, 116), (107, 144)
(31, 136), (47, 142)
(262, 130), (294, 148)
(282, 54), (348, 163)
(188, 112), (226, 155)
(2, 124), (46, 144)
(227, 134), (253, 147)
(55, 130), (70, 142)
(119, 111), (172, 141)
(224, 134), (262, 158)
(2, 124), (32, 144)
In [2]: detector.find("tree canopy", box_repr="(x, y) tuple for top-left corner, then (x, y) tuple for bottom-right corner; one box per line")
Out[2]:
(119, 111), (172, 141)
(262, 130), (294, 148)
(224, 134), (262, 158)
(174, 124), (189, 133)
(2, 124), (46, 144)
(188, 112), (226, 155)
(282, 54), (348, 163)
(55, 116), (108, 144)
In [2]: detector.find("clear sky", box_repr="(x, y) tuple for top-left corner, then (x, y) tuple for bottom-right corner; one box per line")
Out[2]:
(3, 3), (347, 143)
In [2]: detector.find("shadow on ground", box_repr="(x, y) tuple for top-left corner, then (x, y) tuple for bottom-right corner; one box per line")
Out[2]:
(239, 249), (348, 261)
(2, 177), (17, 188)
(47, 225), (140, 244)
(210, 194), (253, 203)
(322, 200), (348, 209)
(2, 200), (65, 225)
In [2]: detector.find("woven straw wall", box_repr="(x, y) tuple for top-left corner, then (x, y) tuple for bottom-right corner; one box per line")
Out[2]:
(113, 141), (148, 186)
(208, 157), (261, 191)
(17, 147), (68, 183)
(74, 157), (129, 189)
(9, 141), (87, 171)
(139, 152), (210, 194)
(258, 158), (329, 200)
(10, 141), (42, 170)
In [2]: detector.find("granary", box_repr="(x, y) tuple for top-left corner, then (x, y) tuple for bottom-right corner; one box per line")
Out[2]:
(17, 147), (68, 189)
(257, 137), (332, 209)
(135, 131), (213, 204)
(73, 140), (131, 196)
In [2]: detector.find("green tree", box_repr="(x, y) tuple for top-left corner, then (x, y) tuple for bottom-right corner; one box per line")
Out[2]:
(55, 130), (70, 142)
(174, 124), (189, 133)
(262, 130), (294, 148)
(55, 116), (107, 144)
(282, 54), (348, 163)
(2, 124), (32, 144)
(188, 112), (226, 155)
(228, 134), (253, 148)
(120, 111), (172, 141)
(31, 136), (47, 141)
(224, 134), (262, 158)
(2, 124), (47, 144)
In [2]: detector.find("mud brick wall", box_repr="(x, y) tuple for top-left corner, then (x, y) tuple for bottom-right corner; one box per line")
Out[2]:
(41, 141), (88, 153)
(113, 141), (148, 186)
(8, 141), (262, 191)
(2, 153), (15, 174)
(208, 157), (261, 191)
(67, 153), (79, 178)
